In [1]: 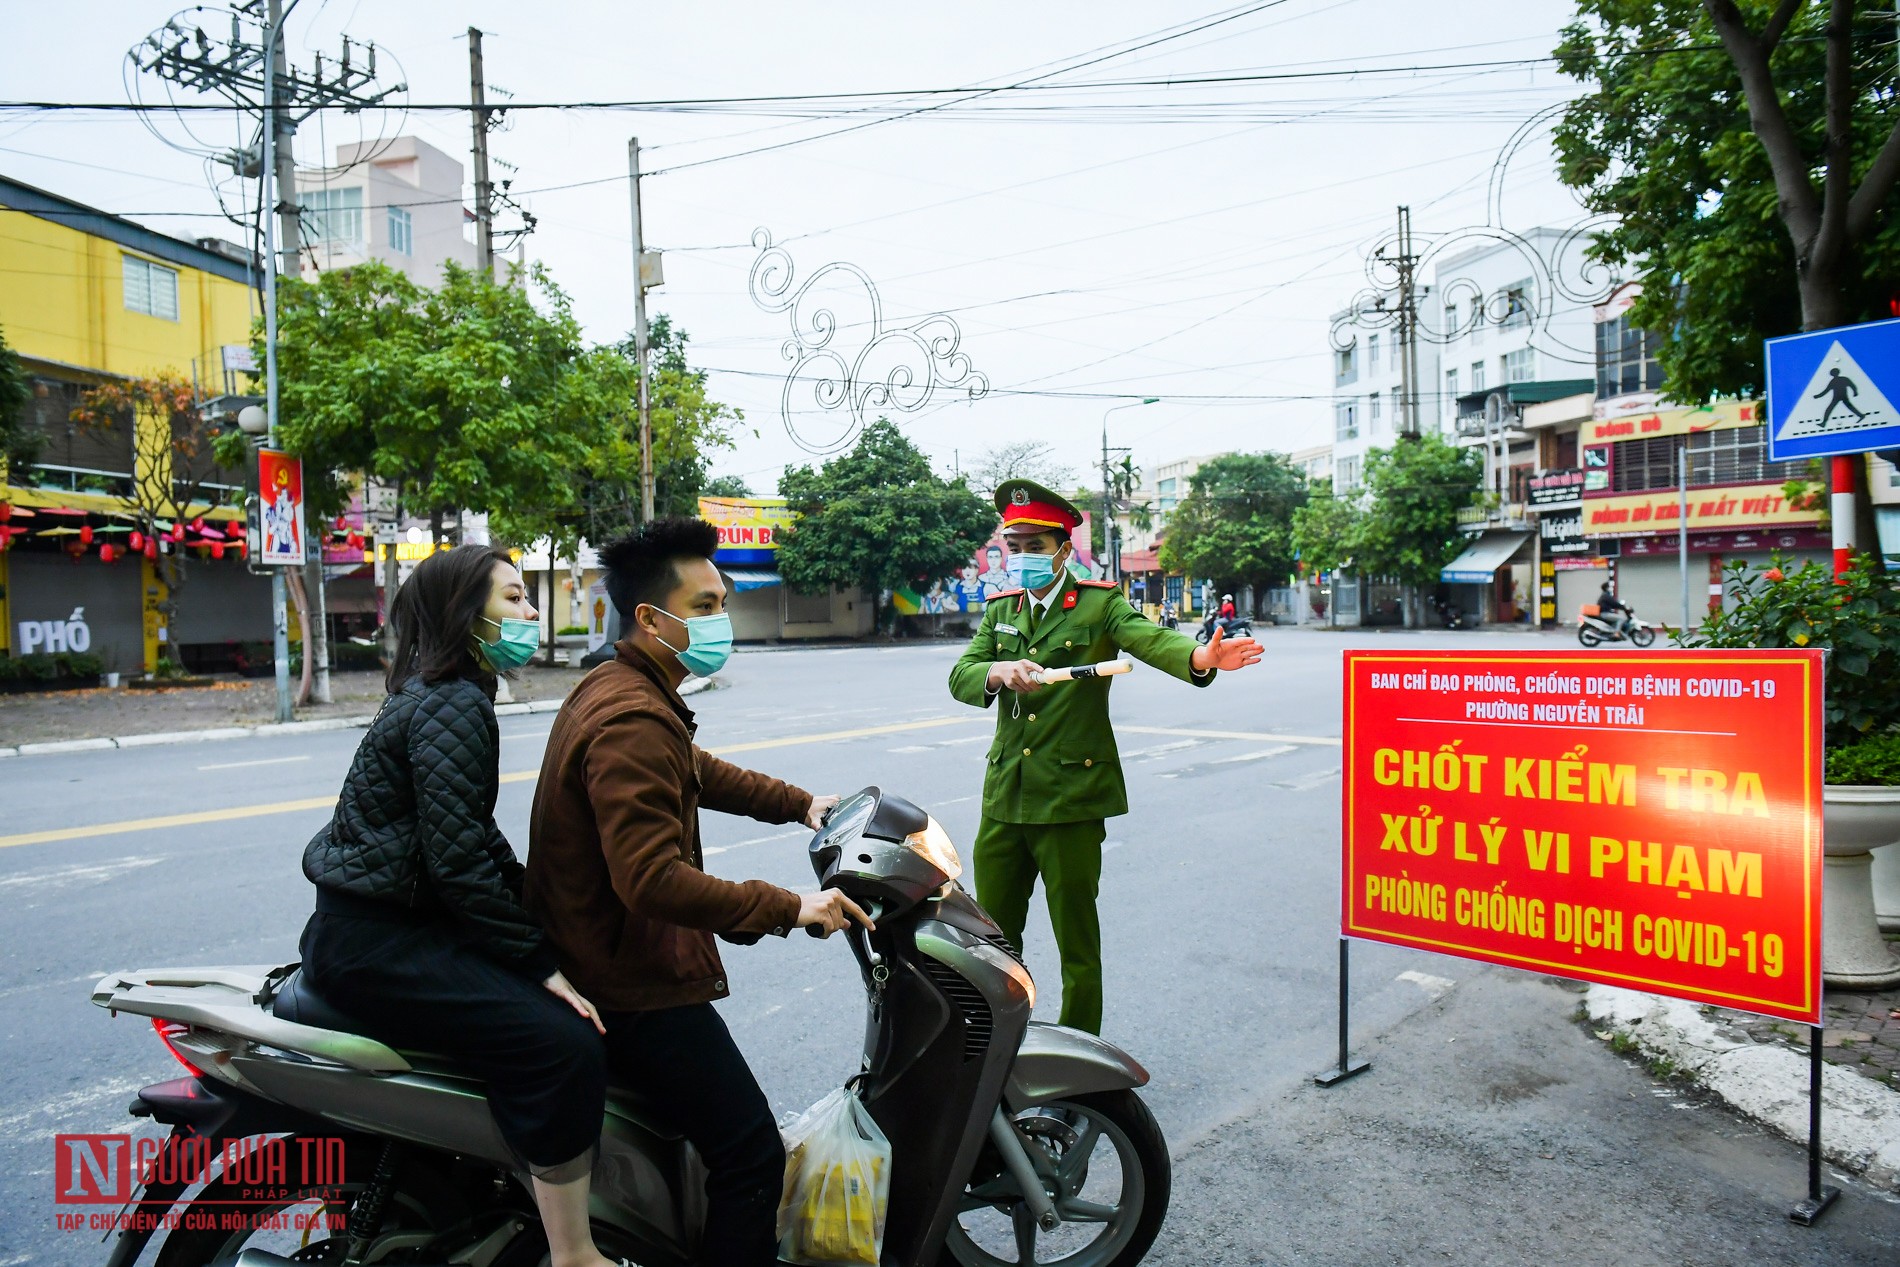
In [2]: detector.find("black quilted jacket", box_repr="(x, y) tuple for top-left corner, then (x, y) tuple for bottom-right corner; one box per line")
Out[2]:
(303, 675), (559, 979)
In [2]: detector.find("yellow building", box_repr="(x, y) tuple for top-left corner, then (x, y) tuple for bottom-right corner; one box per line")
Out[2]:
(1, 175), (270, 673)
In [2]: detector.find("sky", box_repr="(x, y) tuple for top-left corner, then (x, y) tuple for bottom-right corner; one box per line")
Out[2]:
(0, 0), (1597, 496)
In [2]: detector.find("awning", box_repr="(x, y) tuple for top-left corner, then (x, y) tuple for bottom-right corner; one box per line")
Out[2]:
(1440, 531), (1532, 584)
(722, 568), (781, 592)
(1119, 547), (1162, 574)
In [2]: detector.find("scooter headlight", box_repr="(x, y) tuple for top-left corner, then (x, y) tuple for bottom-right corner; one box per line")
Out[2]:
(904, 817), (963, 882)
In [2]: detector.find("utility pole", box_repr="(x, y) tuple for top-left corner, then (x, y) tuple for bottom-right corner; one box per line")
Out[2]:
(137, 1), (402, 715)
(1391, 205), (1422, 439)
(627, 137), (661, 522)
(468, 27), (494, 276)
(1099, 399), (1155, 584)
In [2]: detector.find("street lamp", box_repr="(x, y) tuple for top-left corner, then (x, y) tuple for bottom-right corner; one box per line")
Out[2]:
(1100, 397), (1159, 584)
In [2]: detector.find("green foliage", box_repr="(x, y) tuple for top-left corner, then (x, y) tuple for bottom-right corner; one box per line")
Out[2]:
(1353, 436), (1484, 589)
(556, 624), (587, 636)
(702, 474), (754, 499)
(1826, 730), (1900, 787)
(1683, 556), (1900, 748)
(0, 651), (103, 683)
(1157, 452), (1308, 592)
(272, 260), (683, 545)
(1290, 479), (1364, 578)
(777, 420), (996, 624)
(1554, 1), (1900, 400)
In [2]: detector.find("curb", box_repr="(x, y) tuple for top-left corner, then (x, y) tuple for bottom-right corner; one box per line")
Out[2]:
(0, 675), (719, 759)
(1587, 985), (1900, 1192)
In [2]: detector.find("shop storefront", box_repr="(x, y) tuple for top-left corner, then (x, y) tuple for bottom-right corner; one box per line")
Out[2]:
(1440, 530), (1534, 624)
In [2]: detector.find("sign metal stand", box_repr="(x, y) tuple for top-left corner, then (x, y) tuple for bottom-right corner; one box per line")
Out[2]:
(1313, 937), (1370, 1087)
(1788, 1023), (1841, 1224)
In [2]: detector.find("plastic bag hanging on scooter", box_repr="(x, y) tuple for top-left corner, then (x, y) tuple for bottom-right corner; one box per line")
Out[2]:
(776, 1085), (892, 1266)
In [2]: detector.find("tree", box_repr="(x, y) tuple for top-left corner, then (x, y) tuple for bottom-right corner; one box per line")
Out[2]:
(1290, 479), (1365, 578)
(71, 371), (245, 667)
(966, 440), (1073, 496)
(0, 325), (35, 476)
(1554, 1), (1900, 403)
(777, 419), (995, 629)
(1156, 452), (1308, 595)
(1353, 435), (1484, 602)
(272, 260), (614, 545)
(702, 475), (754, 499)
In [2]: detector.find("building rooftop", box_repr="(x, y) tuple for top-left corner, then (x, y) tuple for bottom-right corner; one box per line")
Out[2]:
(0, 174), (257, 287)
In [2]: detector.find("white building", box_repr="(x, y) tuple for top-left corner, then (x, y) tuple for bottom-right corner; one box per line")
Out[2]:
(1285, 441), (1334, 486)
(295, 136), (478, 281)
(1327, 299), (1438, 491)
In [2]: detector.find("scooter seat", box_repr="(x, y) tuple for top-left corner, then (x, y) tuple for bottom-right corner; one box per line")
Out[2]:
(270, 968), (372, 1034)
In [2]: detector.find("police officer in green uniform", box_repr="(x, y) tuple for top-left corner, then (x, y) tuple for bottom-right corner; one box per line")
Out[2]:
(948, 480), (1262, 1033)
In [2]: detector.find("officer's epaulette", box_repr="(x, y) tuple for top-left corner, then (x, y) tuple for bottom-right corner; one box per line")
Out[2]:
(1075, 579), (1120, 589)
(986, 588), (1025, 601)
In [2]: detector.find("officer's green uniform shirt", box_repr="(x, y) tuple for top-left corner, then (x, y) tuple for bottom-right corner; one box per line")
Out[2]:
(948, 576), (1214, 824)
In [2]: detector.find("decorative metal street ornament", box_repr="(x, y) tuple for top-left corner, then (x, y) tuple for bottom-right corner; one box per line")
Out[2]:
(749, 228), (990, 455)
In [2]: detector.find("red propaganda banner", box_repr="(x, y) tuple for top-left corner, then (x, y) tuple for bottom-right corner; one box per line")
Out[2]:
(256, 449), (306, 566)
(1342, 648), (1824, 1024)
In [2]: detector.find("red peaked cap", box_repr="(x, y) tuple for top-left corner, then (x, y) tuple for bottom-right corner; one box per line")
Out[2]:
(994, 478), (1083, 536)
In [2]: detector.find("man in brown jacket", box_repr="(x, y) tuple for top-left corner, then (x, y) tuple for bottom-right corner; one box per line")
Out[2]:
(526, 517), (869, 1267)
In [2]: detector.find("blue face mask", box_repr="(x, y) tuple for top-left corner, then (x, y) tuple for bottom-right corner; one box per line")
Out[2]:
(1005, 547), (1067, 591)
(652, 608), (734, 677)
(474, 616), (540, 672)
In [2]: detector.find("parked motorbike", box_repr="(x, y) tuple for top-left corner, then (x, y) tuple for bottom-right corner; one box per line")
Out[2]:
(89, 787), (1170, 1267)
(1194, 613), (1253, 644)
(1429, 597), (1468, 630)
(1577, 603), (1657, 648)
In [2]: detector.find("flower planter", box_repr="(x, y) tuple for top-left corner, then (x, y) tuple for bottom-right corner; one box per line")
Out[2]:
(1822, 784), (1900, 989)
(1872, 841), (1900, 933)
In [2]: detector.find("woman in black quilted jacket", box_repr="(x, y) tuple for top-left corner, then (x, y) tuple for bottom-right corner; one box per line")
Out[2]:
(297, 544), (617, 1267)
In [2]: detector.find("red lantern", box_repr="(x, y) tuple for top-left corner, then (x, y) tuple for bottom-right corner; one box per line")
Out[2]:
(80, 524), (94, 545)
(191, 516), (205, 533)
(0, 502), (11, 523)
(129, 530), (144, 552)
(144, 538), (158, 561)
(211, 542), (225, 560)
(100, 543), (116, 563)
(171, 523), (185, 542)
(336, 515), (348, 531)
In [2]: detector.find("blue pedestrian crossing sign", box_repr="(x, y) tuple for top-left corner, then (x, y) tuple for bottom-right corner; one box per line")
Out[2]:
(1765, 317), (1900, 461)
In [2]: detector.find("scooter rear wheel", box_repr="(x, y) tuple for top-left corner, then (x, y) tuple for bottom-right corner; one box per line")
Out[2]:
(1578, 626), (1602, 648)
(940, 1089), (1169, 1267)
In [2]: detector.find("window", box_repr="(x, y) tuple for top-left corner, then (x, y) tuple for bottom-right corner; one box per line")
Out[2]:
(1367, 333), (1380, 370)
(1444, 368), (1459, 415)
(1687, 425), (1806, 486)
(1503, 347), (1535, 384)
(1368, 392), (1382, 427)
(302, 186), (365, 246)
(1595, 313), (1665, 398)
(1335, 400), (1359, 441)
(387, 205), (413, 256)
(1611, 435), (1682, 492)
(1334, 342), (1358, 385)
(1157, 477), (1177, 511)
(122, 255), (178, 320)
(1443, 302), (1460, 339)
(1337, 455), (1362, 489)
(1470, 361), (1486, 393)
(1501, 278), (1533, 329)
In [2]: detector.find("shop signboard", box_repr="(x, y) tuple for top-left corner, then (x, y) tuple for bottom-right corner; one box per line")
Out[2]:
(1528, 469), (1585, 509)
(1581, 481), (1815, 538)
(1343, 649), (1825, 1024)
(1537, 507), (1590, 556)
(699, 496), (798, 565)
(1581, 399), (1758, 446)
(256, 450), (306, 567)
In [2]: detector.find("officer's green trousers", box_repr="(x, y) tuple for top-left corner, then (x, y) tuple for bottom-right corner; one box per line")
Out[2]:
(971, 816), (1107, 1034)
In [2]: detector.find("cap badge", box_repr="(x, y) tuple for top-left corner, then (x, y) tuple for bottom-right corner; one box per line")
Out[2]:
(1011, 488), (1030, 505)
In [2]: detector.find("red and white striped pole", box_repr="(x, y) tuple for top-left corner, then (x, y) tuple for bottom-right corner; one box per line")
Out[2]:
(1831, 454), (1856, 579)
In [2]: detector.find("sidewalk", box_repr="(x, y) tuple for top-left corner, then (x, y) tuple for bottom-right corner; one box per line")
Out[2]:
(1588, 973), (1900, 1192)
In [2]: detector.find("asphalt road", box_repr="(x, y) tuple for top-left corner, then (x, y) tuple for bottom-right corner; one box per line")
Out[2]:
(3, 628), (1897, 1265)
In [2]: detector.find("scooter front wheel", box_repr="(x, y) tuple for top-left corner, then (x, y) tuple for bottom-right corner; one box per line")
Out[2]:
(1631, 625), (1656, 647)
(941, 1089), (1170, 1267)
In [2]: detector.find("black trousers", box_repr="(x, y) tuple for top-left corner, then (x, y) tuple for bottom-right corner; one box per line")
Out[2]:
(601, 1004), (785, 1267)
(297, 907), (607, 1171)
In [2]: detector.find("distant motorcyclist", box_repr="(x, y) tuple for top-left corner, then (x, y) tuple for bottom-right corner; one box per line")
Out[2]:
(1597, 581), (1632, 635)
(1159, 599), (1178, 629)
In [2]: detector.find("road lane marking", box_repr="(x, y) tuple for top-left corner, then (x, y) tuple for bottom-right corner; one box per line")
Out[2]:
(1207, 746), (1297, 764)
(1118, 725), (1340, 747)
(1124, 739), (1204, 761)
(197, 755), (311, 771)
(0, 855), (165, 890)
(703, 828), (807, 857)
(0, 715), (983, 850)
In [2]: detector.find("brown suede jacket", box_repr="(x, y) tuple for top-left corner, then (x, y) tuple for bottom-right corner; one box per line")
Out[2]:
(524, 641), (810, 1011)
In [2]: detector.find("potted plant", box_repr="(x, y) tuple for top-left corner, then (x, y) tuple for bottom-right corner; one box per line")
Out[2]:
(1685, 555), (1900, 987)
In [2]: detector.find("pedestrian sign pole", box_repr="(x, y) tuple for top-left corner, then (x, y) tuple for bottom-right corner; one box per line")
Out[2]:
(1764, 316), (1900, 577)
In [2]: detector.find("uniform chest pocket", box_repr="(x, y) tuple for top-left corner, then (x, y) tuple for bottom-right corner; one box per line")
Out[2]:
(1045, 623), (1095, 659)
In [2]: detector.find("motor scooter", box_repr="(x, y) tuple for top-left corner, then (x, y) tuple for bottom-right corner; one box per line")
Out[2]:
(1577, 603), (1658, 647)
(1193, 612), (1252, 644)
(88, 788), (1169, 1267)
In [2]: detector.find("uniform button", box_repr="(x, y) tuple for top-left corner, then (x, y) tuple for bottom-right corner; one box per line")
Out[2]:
(1030, 646), (1039, 655)
(1028, 713), (1037, 721)
(1085, 758), (1093, 768)
(1023, 747), (1032, 756)
(1065, 640), (1073, 648)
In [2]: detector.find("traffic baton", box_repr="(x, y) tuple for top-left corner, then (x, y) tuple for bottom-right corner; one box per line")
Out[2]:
(1029, 659), (1132, 685)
